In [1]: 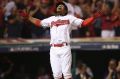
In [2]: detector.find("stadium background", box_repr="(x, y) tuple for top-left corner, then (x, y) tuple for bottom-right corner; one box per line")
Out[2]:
(0, 0), (120, 79)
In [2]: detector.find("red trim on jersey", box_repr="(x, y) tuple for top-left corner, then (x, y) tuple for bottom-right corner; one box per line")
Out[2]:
(82, 17), (94, 27)
(35, 19), (41, 27)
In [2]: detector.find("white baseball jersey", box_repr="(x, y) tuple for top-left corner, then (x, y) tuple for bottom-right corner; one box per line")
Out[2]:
(41, 14), (83, 44)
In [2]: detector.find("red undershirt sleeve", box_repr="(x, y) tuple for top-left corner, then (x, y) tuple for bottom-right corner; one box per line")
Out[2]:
(81, 17), (94, 27)
(34, 19), (41, 27)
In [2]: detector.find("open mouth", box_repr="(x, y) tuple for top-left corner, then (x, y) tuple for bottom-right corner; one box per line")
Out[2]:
(57, 6), (62, 11)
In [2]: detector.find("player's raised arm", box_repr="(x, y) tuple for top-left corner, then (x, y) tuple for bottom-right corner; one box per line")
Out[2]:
(28, 0), (42, 27)
(81, 17), (94, 26)
(19, 10), (42, 27)
(81, 11), (102, 27)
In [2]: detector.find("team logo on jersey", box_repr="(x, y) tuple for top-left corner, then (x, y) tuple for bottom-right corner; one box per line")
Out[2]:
(51, 19), (70, 27)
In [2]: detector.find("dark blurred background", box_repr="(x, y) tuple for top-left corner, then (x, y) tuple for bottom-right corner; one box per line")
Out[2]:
(0, 50), (120, 79)
(0, 0), (120, 79)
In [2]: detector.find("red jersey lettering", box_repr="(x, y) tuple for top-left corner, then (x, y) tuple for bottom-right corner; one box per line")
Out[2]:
(51, 20), (70, 27)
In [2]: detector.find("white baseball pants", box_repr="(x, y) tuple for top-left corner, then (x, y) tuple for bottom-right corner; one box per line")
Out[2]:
(50, 45), (72, 79)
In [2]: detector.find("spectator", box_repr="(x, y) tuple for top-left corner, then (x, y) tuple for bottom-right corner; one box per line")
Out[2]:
(0, 56), (14, 79)
(16, 0), (33, 39)
(117, 61), (120, 79)
(75, 63), (93, 79)
(20, 14), (32, 39)
(0, 4), (5, 38)
(105, 59), (118, 79)
(78, 0), (93, 19)
(72, 60), (93, 79)
(112, 0), (120, 36)
(14, 65), (30, 79)
(78, 0), (87, 16)
(92, 0), (103, 12)
(67, 0), (83, 18)
(35, 67), (50, 79)
(78, 0), (94, 37)
(29, 0), (50, 38)
(100, 1), (118, 38)
(91, 0), (103, 37)
(15, 0), (27, 11)
(0, 0), (10, 8)
(47, 0), (57, 15)
(7, 14), (23, 38)
(4, 0), (17, 21)
(93, 17), (102, 37)
(15, 0), (27, 23)
(67, 0), (83, 38)
(0, 0), (120, 38)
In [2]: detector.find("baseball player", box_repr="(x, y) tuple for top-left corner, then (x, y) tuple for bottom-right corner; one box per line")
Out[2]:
(26, 2), (101, 79)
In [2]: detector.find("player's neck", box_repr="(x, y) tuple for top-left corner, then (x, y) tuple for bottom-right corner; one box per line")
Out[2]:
(56, 12), (67, 16)
(57, 14), (65, 16)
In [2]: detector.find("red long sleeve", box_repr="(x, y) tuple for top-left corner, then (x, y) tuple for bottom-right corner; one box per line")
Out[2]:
(35, 19), (41, 27)
(81, 17), (94, 27)
(81, 10), (103, 27)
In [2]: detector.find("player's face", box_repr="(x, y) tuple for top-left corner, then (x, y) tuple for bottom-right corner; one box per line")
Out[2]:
(56, 4), (65, 15)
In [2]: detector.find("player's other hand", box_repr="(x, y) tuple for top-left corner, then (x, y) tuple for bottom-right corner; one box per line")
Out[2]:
(93, 10), (103, 18)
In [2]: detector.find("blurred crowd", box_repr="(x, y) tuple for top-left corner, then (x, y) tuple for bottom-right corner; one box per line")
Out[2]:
(73, 59), (120, 79)
(0, 0), (120, 39)
(0, 55), (120, 79)
(0, 56), (51, 79)
(105, 59), (120, 79)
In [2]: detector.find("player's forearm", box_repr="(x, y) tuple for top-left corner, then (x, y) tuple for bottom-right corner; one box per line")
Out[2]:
(81, 17), (94, 27)
(81, 10), (102, 27)
(29, 16), (41, 27)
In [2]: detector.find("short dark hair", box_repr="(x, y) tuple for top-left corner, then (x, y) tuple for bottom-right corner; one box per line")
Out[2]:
(56, 2), (68, 15)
